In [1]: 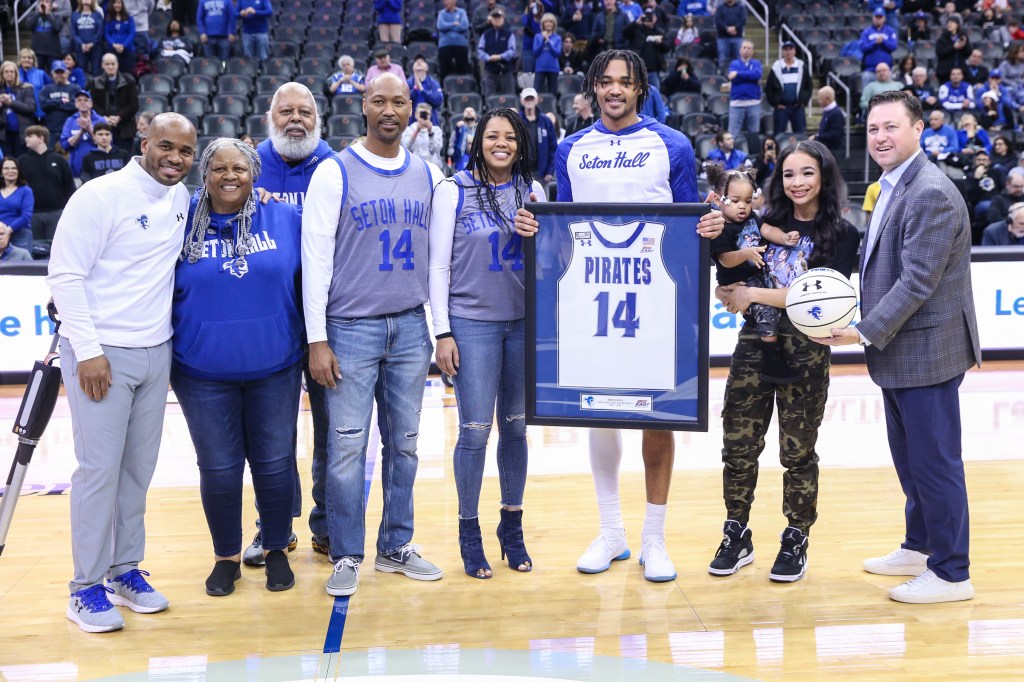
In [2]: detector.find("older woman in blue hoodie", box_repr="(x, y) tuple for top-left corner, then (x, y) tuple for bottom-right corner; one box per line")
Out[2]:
(170, 137), (304, 598)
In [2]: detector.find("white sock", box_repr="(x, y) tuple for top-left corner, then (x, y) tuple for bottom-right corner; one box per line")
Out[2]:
(596, 494), (624, 536)
(589, 429), (624, 535)
(642, 502), (667, 545)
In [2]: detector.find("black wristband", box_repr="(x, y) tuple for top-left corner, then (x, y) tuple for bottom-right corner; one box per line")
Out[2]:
(435, 332), (453, 340)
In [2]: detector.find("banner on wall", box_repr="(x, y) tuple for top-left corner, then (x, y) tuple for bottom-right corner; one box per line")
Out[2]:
(2, 256), (1022, 376)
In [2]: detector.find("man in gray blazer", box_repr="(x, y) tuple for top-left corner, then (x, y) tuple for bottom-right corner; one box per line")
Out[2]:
(814, 90), (981, 604)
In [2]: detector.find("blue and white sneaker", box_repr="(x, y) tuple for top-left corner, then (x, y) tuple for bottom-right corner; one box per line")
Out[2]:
(67, 585), (125, 633)
(576, 532), (631, 574)
(107, 569), (169, 613)
(639, 537), (677, 583)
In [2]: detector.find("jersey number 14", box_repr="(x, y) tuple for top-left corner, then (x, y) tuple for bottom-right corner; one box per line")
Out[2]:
(594, 291), (639, 337)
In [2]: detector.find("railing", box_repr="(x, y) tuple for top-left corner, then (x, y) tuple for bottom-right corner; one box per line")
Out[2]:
(743, 0), (771, 67)
(825, 71), (851, 159)
(13, 0), (42, 59)
(778, 24), (815, 124)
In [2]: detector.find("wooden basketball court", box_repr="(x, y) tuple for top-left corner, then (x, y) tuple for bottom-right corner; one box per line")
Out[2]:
(1, 363), (1023, 681)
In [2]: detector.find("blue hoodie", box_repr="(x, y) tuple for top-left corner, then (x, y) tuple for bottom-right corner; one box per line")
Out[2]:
(197, 0), (237, 38)
(172, 196), (304, 381)
(728, 57), (762, 102)
(104, 15), (136, 50)
(254, 138), (334, 207)
(238, 0), (273, 35)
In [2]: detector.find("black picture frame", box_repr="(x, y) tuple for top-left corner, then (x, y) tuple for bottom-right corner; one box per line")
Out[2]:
(525, 202), (711, 431)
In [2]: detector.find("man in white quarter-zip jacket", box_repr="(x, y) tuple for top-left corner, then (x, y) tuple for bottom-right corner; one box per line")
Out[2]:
(46, 112), (197, 633)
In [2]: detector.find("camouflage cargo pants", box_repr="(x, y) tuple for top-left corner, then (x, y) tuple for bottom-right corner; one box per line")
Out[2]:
(720, 315), (831, 533)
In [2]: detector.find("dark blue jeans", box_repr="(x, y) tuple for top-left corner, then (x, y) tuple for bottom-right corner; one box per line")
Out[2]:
(449, 316), (527, 519)
(171, 361), (301, 558)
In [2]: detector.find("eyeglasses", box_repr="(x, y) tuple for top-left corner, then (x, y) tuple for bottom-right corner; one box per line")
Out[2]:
(464, 117), (476, 122)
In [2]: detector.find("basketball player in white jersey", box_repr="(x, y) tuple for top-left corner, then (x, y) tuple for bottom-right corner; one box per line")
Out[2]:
(515, 50), (724, 582)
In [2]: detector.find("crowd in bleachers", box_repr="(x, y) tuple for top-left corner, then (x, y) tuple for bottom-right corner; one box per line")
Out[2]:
(3, 0), (1024, 266)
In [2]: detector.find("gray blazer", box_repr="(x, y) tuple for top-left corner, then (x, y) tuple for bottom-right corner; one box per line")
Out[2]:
(858, 151), (981, 389)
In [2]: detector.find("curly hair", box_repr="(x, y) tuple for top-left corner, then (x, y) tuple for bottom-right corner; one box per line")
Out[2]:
(705, 161), (757, 200)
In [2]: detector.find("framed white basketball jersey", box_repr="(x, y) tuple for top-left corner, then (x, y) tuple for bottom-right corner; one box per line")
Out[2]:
(557, 220), (677, 390)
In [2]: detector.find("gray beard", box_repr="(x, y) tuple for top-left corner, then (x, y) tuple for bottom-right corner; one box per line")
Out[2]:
(269, 120), (321, 161)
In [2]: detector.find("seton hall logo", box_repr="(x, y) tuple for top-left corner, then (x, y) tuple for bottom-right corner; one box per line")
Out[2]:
(808, 306), (824, 320)
(135, 214), (150, 230)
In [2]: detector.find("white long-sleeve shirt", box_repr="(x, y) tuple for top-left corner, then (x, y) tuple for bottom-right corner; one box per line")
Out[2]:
(427, 176), (545, 336)
(46, 158), (190, 361)
(301, 142), (445, 343)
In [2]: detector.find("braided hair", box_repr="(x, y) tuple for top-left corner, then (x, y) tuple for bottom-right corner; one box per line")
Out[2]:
(465, 107), (534, 232)
(581, 49), (649, 114)
(182, 137), (262, 264)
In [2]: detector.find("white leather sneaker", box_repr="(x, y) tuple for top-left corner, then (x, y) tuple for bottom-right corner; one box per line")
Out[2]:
(889, 569), (974, 604)
(863, 548), (929, 576)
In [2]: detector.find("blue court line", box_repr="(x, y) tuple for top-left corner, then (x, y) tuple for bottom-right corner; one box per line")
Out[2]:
(322, 431), (380, 655)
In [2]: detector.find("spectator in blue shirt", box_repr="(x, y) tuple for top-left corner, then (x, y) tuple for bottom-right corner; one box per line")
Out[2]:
(590, 0), (630, 55)
(59, 89), (106, 177)
(197, 0), (237, 62)
(63, 52), (88, 90)
(374, 0), (403, 44)
(868, 0), (903, 33)
(920, 108), (961, 162)
(705, 130), (747, 170)
(104, 0), (136, 74)
(71, 0), (104, 76)
(18, 49), (51, 120)
(0, 157), (35, 253)
(561, 0), (592, 41)
(939, 67), (975, 112)
(640, 83), (668, 123)
(518, 87), (557, 182)
(678, 0), (709, 17)
(327, 56), (366, 97)
(407, 56), (444, 126)
(477, 8), (517, 97)
(727, 39), (762, 143)
(859, 9), (898, 90)
(715, 0), (746, 73)
(533, 13), (562, 95)
(437, 0), (471, 84)
(238, 0), (272, 61)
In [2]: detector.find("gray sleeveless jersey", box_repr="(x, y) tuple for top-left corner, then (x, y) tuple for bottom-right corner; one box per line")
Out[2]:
(448, 170), (528, 321)
(327, 149), (435, 318)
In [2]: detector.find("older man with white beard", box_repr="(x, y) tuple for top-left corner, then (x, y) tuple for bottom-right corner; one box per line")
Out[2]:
(241, 82), (336, 568)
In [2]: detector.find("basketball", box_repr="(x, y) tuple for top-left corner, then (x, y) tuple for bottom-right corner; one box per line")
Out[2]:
(785, 268), (859, 338)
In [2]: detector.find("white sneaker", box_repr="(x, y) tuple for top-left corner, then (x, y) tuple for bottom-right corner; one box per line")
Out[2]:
(863, 548), (929, 576)
(639, 538), (677, 583)
(576, 533), (630, 574)
(889, 569), (974, 604)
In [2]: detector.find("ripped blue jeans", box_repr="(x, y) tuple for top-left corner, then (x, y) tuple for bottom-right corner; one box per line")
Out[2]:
(323, 305), (432, 561)
(449, 316), (527, 519)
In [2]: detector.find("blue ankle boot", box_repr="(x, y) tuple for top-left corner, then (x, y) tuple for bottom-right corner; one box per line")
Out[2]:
(496, 508), (532, 572)
(459, 517), (491, 579)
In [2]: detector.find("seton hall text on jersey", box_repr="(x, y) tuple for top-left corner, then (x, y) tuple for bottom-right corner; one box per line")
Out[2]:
(577, 151), (651, 170)
(350, 197), (429, 231)
(584, 256), (652, 285)
(459, 209), (515, 235)
(199, 231), (278, 259)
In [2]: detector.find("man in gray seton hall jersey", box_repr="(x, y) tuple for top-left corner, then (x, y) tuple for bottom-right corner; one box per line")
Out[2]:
(240, 82), (336, 568)
(302, 73), (448, 597)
